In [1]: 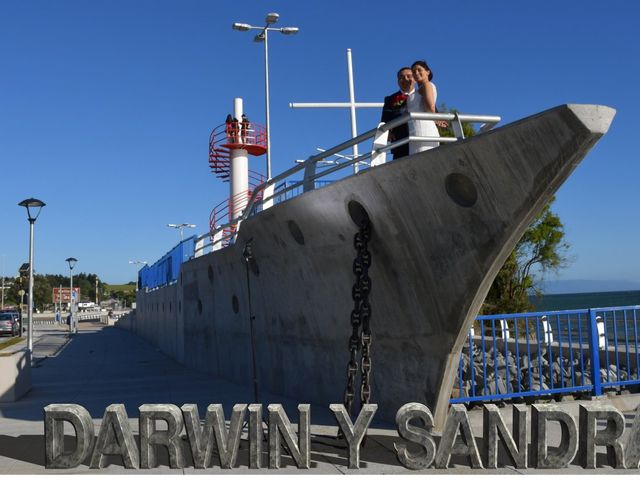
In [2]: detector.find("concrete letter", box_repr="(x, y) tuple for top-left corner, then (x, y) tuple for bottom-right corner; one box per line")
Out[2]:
(248, 404), (263, 469)
(267, 404), (310, 469)
(394, 402), (436, 470)
(182, 403), (246, 469)
(435, 404), (483, 469)
(330, 403), (378, 469)
(578, 404), (625, 469)
(139, 404), (184, 469)
(44, 404), (95, 469)
(624, 406), (640, 469)
(90, 404), (139, 469)
(531, 404), (578, 468)
(483, 404), (528, 469)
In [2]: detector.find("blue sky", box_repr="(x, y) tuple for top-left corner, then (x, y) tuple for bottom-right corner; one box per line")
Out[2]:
(1, 0), (639, 290)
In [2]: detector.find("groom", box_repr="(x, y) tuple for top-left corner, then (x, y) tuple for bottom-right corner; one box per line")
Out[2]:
(380, 67), (415, 159)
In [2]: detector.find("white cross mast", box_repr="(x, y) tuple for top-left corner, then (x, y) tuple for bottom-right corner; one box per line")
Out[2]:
(289, 48), (383, 173)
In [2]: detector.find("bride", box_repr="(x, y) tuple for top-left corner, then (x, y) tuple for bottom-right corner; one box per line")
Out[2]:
(406, 60), (440, 154)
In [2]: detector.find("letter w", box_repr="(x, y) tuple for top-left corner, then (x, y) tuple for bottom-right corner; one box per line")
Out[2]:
(181, 404), (247, 469)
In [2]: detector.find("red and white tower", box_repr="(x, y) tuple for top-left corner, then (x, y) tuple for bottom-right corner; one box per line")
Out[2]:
(208, 98), (267, 244)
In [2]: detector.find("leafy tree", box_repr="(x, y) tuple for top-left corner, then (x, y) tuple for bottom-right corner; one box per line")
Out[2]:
(482, 201), (569, 314)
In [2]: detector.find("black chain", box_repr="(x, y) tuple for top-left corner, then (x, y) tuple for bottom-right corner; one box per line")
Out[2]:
(343, 220), (372, 418)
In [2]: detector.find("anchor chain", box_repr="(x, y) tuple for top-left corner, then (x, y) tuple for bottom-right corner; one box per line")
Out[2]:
(343, 220), (372, 417)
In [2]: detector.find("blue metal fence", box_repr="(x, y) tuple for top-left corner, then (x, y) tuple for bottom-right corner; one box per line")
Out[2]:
(452, 305), (640, 403)
(138, 236), (195, 290)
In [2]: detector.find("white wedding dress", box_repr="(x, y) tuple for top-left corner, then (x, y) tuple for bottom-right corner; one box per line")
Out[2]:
(406, 83), (440, 154)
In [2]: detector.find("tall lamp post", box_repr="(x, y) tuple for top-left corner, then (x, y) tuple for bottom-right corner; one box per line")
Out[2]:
(167, 223), (196, 241)
(129, 260), (147, 292)
(232, 13), (299, 180)
(65, 257), (77, 333)
(18, 198), (46, 354)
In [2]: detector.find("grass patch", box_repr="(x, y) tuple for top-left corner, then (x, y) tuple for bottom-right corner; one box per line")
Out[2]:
(0, 336), (26, 351)
(104, 284), (136, 293)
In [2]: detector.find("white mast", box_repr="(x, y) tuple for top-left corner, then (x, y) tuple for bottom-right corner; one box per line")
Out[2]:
(289, 48), (383, 173)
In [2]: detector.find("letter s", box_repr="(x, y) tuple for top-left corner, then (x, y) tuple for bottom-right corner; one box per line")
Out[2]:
(394, 402), (436, 470)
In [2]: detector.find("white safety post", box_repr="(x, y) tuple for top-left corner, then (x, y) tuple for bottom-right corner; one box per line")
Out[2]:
(541, 315), (554, 345)
(500, 319), (511, 340)
(596, 315), (606, 350)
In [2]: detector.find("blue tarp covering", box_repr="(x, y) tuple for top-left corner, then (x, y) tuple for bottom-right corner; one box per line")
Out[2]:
(138, 236), (195, 290)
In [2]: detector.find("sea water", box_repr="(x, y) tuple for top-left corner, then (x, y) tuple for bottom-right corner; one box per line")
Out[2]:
(530, 290), (640, 312)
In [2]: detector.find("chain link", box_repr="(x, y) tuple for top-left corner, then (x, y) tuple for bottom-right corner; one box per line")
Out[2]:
(343, 221), (373, 417)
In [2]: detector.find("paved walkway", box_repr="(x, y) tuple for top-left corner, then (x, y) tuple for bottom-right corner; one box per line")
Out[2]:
(0, 322), (639, 474)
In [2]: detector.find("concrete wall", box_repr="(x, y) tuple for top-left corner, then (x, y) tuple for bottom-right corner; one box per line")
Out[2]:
(124, 104), (615, 428)
(0, 348), (31, 402)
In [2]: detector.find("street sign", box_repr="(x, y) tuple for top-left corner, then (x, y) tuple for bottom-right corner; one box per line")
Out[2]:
(53, 287), (80, 303)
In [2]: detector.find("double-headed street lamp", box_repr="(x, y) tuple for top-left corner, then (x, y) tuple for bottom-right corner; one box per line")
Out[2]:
(167, 223), (196, 241)
(129, 260), (148, 292)
(65, 257), (77, 334)
(18, 197), (45, 354)
(232, 12), (299, 180)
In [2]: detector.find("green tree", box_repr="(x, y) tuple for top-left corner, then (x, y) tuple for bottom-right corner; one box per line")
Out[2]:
(482, 201), (569, 315)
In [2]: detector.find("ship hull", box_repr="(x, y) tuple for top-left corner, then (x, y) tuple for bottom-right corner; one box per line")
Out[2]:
(129, 104), (615, 428)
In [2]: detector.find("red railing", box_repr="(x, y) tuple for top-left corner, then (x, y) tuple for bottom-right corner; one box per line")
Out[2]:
(209, 188), (264, 247)
(208, 122), (267, 181)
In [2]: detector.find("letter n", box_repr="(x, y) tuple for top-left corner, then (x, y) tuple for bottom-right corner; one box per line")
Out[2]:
(268, 404), (310, 469)
(483, 404), (528, 468)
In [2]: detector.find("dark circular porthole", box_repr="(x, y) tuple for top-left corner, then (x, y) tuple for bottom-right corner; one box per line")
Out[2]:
(178, 300), (182, 313)
(197, 299), (202, 315)
(348, 200), (371, 229)
(288, 220), (305, 245)
(445, 173), (478, 208)
(208, 265), (214, 284)
(232, 295), (239, 314)
(169, 302), (172, 313)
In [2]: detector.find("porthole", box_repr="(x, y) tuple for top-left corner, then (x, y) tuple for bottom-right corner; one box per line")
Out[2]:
(232, 295), (239, 314)
(288, 220), (305, 245)
(445, 173), (477, 208)
(348, 200), (371, 229)
(208, 265), (214, 283)
(197, 299), (202, 315)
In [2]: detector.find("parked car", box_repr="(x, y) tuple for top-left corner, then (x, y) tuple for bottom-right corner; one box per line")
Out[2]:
(0, 311), (20, 337)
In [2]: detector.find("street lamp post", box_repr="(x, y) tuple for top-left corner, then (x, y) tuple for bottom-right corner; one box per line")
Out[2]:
(18, 198), (45, 354)
(129, 260), (148, 292)
(232, 13), (299, 180)
(65, 257), (77, 333)
(167, 223), (196, 241)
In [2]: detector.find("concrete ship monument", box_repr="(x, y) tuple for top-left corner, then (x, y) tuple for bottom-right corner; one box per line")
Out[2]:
(122, 48), (616, 428)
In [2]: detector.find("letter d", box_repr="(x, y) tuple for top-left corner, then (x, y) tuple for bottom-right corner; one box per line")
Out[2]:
(44, 404), (94, 468)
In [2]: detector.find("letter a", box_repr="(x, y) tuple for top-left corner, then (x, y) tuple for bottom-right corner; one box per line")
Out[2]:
(90, 404), (139, 469)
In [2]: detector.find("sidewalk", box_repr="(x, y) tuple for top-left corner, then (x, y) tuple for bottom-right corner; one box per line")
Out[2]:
(0, 322), (638, 474)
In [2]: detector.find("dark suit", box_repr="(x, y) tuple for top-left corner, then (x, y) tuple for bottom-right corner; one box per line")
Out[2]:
(381, 90), (410, 159)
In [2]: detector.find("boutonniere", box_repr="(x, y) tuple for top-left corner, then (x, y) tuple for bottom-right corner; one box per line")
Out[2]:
(391, 92), (408, 109)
